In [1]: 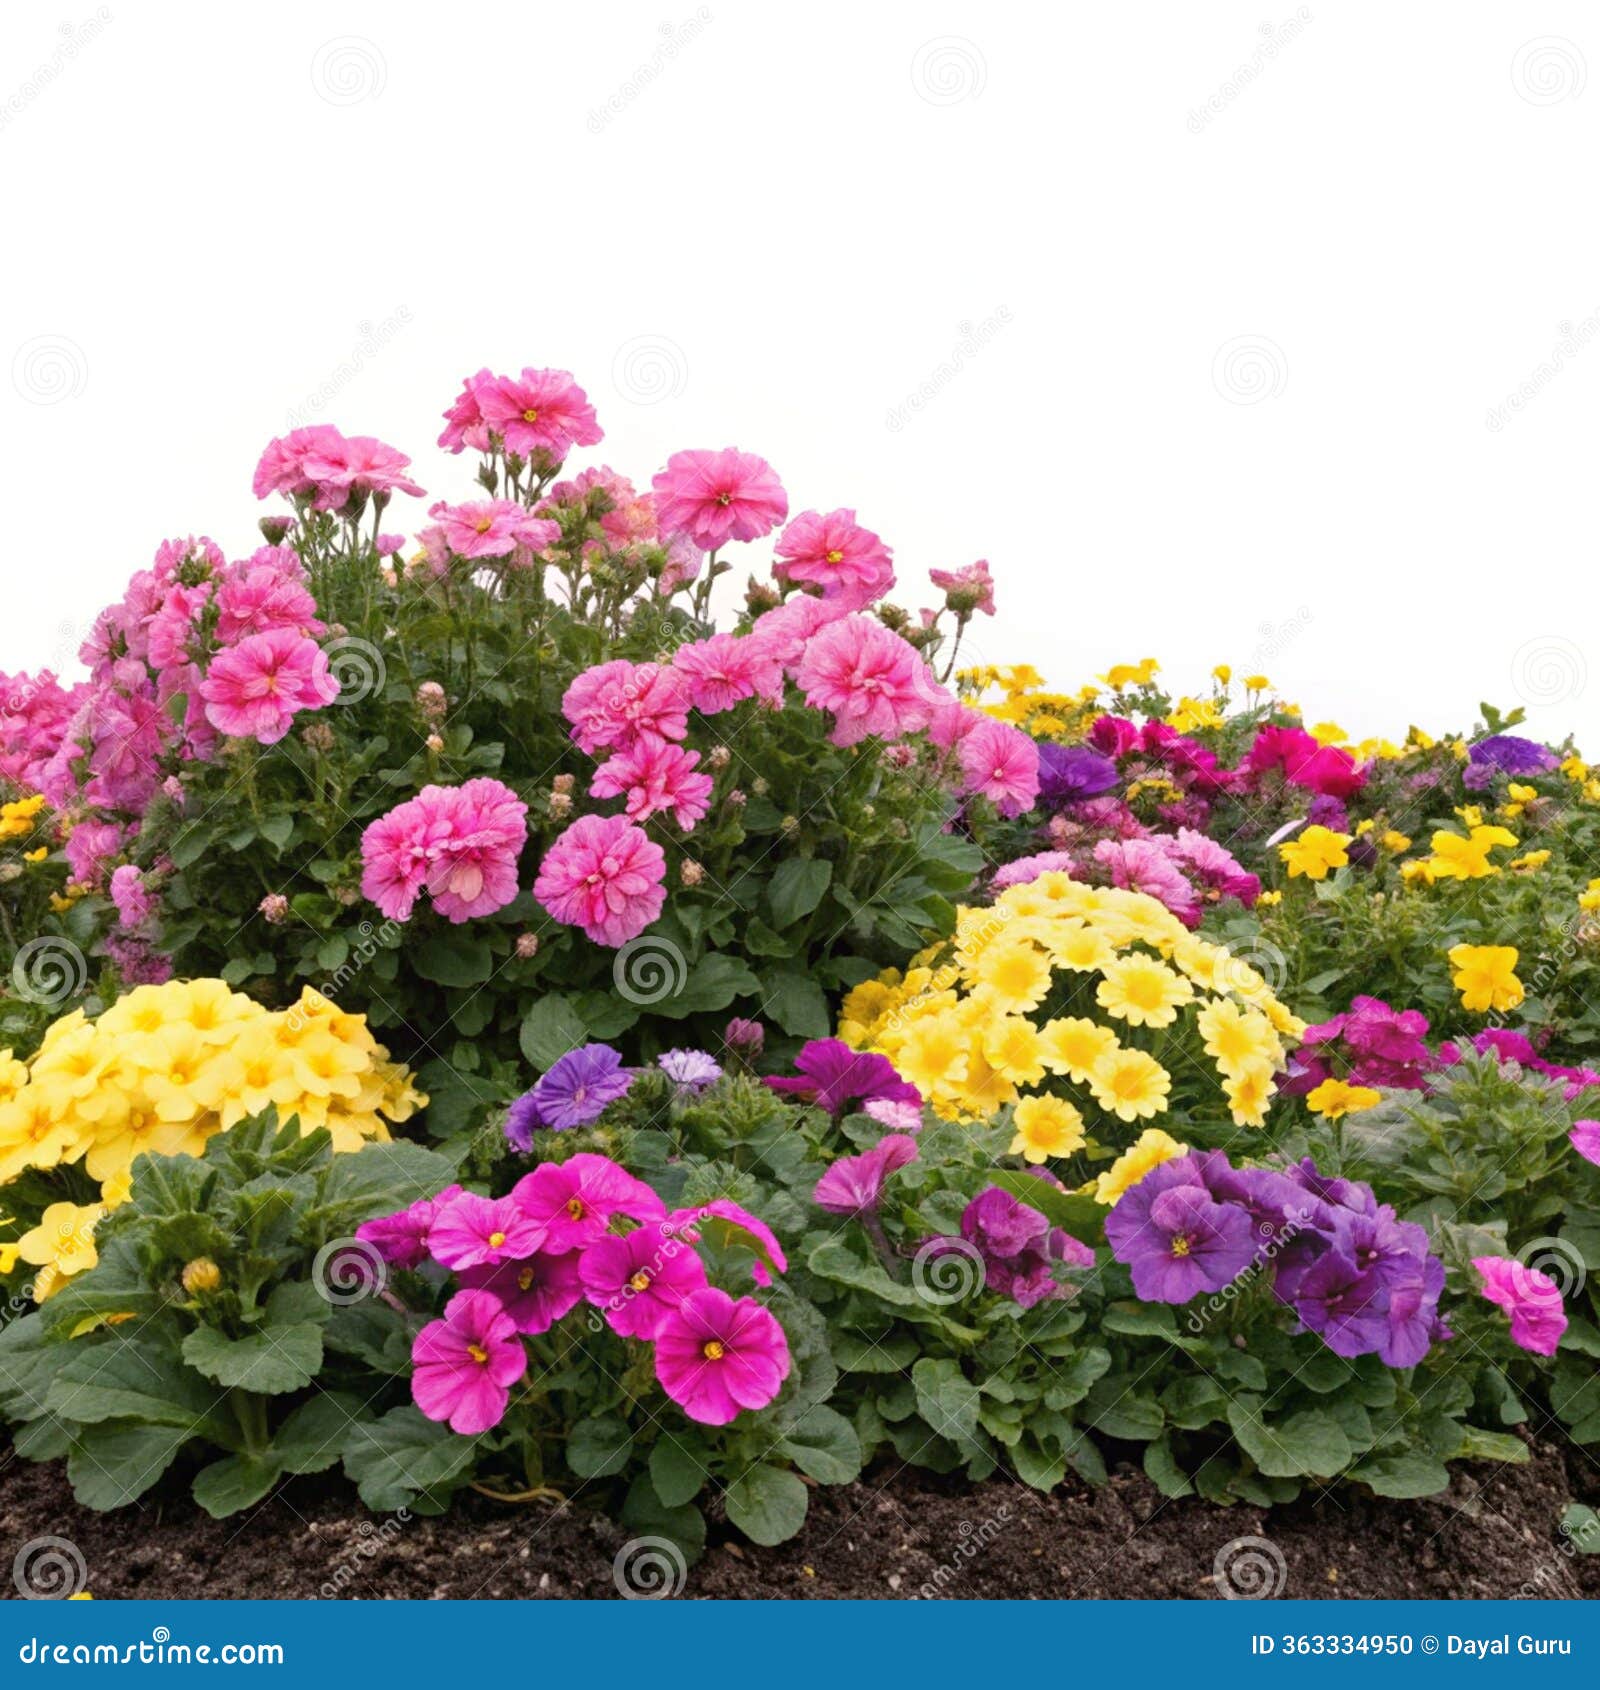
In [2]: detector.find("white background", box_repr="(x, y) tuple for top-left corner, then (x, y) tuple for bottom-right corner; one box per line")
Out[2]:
(3, 1), (1597, 745)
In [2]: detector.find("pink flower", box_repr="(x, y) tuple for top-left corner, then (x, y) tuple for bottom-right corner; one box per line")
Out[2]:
(512, 1153), (666, 1253)
(562, 659), (690, 755)
(109, 864), (155, 931)
(814, 1133), (920, 1217)
(1571, 1121), (1600, 1166)
(958, 718), (1040, 817)
(437, 368), (496, 454)
(671, 633), (784, 715)
(927, 698), (984, 752)
(651, 449), (788, 551)
(747, 594), (852, 672)
(657, 534), (702, 596)
(411, 1289), (526, 1435)
(864, 1097), (923, 1133)
(1167, 827), (1260, 908)
(772, 509), (894, 606)
(794, 614), (937, 747)
(475, 367), (602, 461)
(532, 813), (667, 946)
(427, 499), (561, 561)
(253, 425), (344, 501)
(1093, 837), (1202, 926)
(428, 1191), (548, 1272)
(665, 1199), (788, 1288)
(991, 849), (1078, 891)
(590, 735), (713, 830)
(254, 426), (423, 512)
(653, 1286), (790, 1425)
(458, 1250), (586, 1336)
(928, 559), (996, 616)
(1473, 1255), (1568, 1357)
(200, 628), (339, 744)
(359, 779), (528, 924)
(214, 549), (322, 647)
(580, 1221), (708, 1339)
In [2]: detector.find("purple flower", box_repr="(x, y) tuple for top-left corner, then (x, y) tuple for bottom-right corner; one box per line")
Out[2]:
(1291, 1250), (1393, 1357)
(458, 1249), (585, 1336)
(1104, 1158), (1256, 1303)
(1468, 734), (1558, 778)
(355, 1185), (463, 1270)
(950, 1186), (1085, 1307)
(1036, 743), (1119, 803)
(658, 1048), (722, 1093)
(813, 1133), (919, 1216)
(763, 1038), (921, 1116)
(531, 1043), (635, 1129)
(503, 1090), (544, 1152)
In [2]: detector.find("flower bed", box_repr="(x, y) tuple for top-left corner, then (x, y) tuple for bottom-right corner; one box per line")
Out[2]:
(0, 370), (1596, 1588)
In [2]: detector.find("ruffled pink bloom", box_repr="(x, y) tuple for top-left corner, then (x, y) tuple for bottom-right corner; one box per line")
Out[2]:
(794, 614), (938, 748)
(0, 670), (86, 792)
(532, 813), (667, 946)
(1473, 1255), (1568, 1356)
(590, 735), (713, 830)
(360, 779), (528, 924)
(253, 425), (345, 501)
(145, 582), (212, 670)
(200, 628), (339, 744)
(992, 850), (1079, 891)
(214, 549), (323, 647)
(512, 1153), (666, 1253)
(671, 633), (785, 715)
(475, 367), (602, 461)
(772, 509), (894, 606)
(437, 368), (496, 454)
(562, 659), (689, 756)
(1093, 837), (1202, 926)
(927, 698), (983, 752)
(411, 1289), (526, 1435)
(814, 1133), (919, 1217)
(665, 1198), (788, 1288)
(254, 426), (424, 512)
(1166, 827), (1260, 908)
(1088, 715), (1142, 759)
(958, 718), (1040, 817)
(63, 819), (126, 891)
(928, 559), (996, 616)
(657, 534), (703, 596)
(651, 449), (788, 551)
(428, 1191), (548, 1272)
(458, 1251), (586, 1335)
(747, 594), (852, 672)
(427, 499), (561, 561)
(109, 864), (155, 931)
(653, 1286), (790, 1425)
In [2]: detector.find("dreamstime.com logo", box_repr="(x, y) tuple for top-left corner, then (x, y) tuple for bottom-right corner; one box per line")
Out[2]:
(1214, 1534), (1288, 1598)
(612, 1535), (688, 1599)
(13, 1537), (87, 1600)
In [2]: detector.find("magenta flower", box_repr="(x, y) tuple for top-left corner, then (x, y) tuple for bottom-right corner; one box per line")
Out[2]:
(532, 812), (667, 947)
(355, 1184), (464, 1271)
(360, 779), (528, 925)
(428, 1191), (547, 1272)
(772, 508), (895, 606)
(475, 367), (603, 461)
(958, 718), (1040, 818)
(764, 1038), (921, 1117)
(459, 1250), (585, 1336)
(653, 1287), (790, 1425)
(200, 628), (339, 744)
(214, 548), (322, 646)
(814, 1133), (919, 1217)
(666, 1198), (788, 1287)
(512, 1152), (666, 1253)
(671, 633), (785, 715)
(590, 735), (714, 831)
(794, 614), (938, 747)
(411, 1289), (526, 1435)
(652, 448), (788, 551)
(581, 1221), (708, 1339)
(1473, 1255), (1568, 1357)
(1572, 1121), (1600, 1166)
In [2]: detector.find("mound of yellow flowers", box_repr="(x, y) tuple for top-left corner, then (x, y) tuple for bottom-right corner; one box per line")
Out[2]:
(0, 979), (425, 1299)
(840, 875), (1306, 1141)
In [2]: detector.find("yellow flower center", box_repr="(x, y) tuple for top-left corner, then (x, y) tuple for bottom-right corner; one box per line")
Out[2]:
(488, 1231), (506, 1248)
(702, 1339), (726, 1361)
(566, 1198), (585, 1221)
(475, 516), (494, 534)
(467, 1343), (489, 1364)
(716, 492), (732, 506)
(517, 1267), (535, 1291)
(825, 549), (844, 564)
(522, 407), (539, 423)
(629, 1270), (651, 1292)
(1171, 1235), (1191, 1258)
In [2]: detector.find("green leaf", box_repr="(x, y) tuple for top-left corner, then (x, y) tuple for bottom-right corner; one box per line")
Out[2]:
(181, 1321), (324, 1394)
(761, 971), (831, 1038)
(68, 1422), (191, 1511)
(724, 1463), (809, 1546)
(912, 1356), (984, 1459)
(620, 1475), (705, 1571)
(777, 1405), (862, 1485)
(767, 858), (832, 928)
(308, 1140), (455, 1241)
(1084, 1376), (1164, 1441)
(413, 931), (494, 988)
(519, 995), (589, 1068)
(651, 952), (761, 1020)
(274, 1392), (369, 1475)
(1561, 1503), (1600, 1553)
(258, 813), (294, 850)
(343, 1405), (476, 1513)
(1453, 1427), (1530, 1465)
(192, 1453), (283, 1519)
(1350, 1450), (1452, 1499)
(567, 1414), (634, 1478)
(808, 1239), (924, 1308)
(1229, 1401), (1351, 1479)
(648, 1433), (711, 1508)
(45, 1335), (228, 1434)
(1144, 1435), (1194, 1498)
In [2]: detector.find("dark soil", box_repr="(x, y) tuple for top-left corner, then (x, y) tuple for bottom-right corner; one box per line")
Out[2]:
(3, 1433), (1597, 1600)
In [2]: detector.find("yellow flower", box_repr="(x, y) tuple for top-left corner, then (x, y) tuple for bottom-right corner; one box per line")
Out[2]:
(1256, 889), (1283, 907)
(1166, 696), (1225, 734)
(22, 847), (47, 864)
(1380, 830), (1412, 854)
(1094, 954), (1193, 1029)
(1212, 664), (1232, 684)
(983, 1016), (1049, 1086)
(1448, 944), (1524, 1014)
(1508, 850), (1550, 872)
(1561, 753), (1588, 782)
(1224, 1063), (1277, 1127)
(1099, 657), (1160, 689)
(1039, 1017), (1119, 1083)
(1242, 674), (1270, 692)
(1279, 825), (1351, 881)
(1009, 1094), (1087, 1164)
(1035, 918), (1117, 974)
(1305, 1077), (1383, 1119)
(969, 941), (1053, 1013)
(1094, 1127), (1188, 1204)
(895, 1015), (969, 1098)
(1310, 721), (1348, 746)
(1196, 998), (1282, 1078)
(1088, 1047), (1172, 1122)
(18, 1200), (104, 1293)
(1580, 878), (1600, 913)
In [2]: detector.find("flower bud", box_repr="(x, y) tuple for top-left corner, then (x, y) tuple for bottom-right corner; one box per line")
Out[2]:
(182, 1258), (222, 1295)
(258, 893), (289, 924)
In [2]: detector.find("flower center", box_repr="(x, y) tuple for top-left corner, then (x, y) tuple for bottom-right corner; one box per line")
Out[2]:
(716, 492), (733, 506)
(629, 1270), (651, 1292)
(702, 1339), (726, 1361)
(522, 408), (539, 423)
(825, 549), (844, 564)
(488, 1231), (506, 1248)
(517, 1267), (535, 1291)
(467, 1343), (489, 1364)
(566, 1197), (585, 1221)
(475, 516), (494, 534)
(1170, 1234), (1191, 1258)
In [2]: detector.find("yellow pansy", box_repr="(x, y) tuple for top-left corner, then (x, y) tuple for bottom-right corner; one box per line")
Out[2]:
(1448, 944), (1524, 1014)
(1279, 825), (1351, 881)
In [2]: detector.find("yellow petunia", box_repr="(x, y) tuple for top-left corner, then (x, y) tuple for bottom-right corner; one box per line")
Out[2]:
(1448, 944), (1524, 1014)
(1279, 825), (1351, 881)
(1305, 1077), (1383, 1119)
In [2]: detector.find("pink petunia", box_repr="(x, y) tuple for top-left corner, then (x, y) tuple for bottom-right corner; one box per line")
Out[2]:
(651, 449), (788, 551)
(512, 1153), (666, 1254)
(475, 367), (603, 461)
(580, 1221), (708, 1339)
(665, 1198), (789, 1288)
(958, 717), (1040, 817)
(200, 628), (339, 744)
(813, 1133), (920, 1217)
(359, 779), (528, 925)
(928, 559), (996, 616)
(214, 549), (322, 647)
(747, 593), (853, 673)
(109, 864), (155, 931)
(671, 633), (785, 715)
(1571, 1121), (1600, 1166)
(427, 499), (561, 561)
(1093, 837), (1202, 926)
(458, 1250), (586, 1336)
(653, 1286), (790, 1425)
(532, 812), (668, 947)
(437, 368), (496, 454)
(411, 1289), (526, 1435)
(254, 426), (424, 513)
(772, 509), (894, 606)
(590, 735), (713, 830)
(794, 614), (938, 747)
(562, 659), (690, 756)
(427, 1191), (548, 1272)
(1473, 1255), (1568, 1357)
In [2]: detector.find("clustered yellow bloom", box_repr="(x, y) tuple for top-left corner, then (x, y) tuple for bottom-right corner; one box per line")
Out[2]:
(1305, 1077), (1383, 1120)
(1400, 824), (1518, 885)
(0, 794), (47, 839)
(0, 980), (425, 1301)
(1447, 944), (1524, 1014)
(1579, 878), (1600, 913)
(1279, 825), (1351, 881)
(957, 666), (1103, 741)
(839, 877), (1304, 1140)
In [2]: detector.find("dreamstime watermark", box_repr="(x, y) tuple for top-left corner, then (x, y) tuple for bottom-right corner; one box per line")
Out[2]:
(612, 335), (689, 406)
(1214, 1533), (1288, 1598)
(11, 335), (88, 406)
(323, 635), (388, 706)
(318, 1511), (410, 1597)
(613, 1535), (688, 1598)
(312, 1237), (389, 1307)
(284, 309), (413, 428)
(613, 934), (688, 1005)
(285, 925), (401, 1024)
(1510, 37), (1586, 107)
(588, 10), (711, 132)
(1511, 1505), (1600, 1598)
(913, 1503), (1013, 1598)
(1510, 636), (1586, 711)
(11, 936), (88, 1008)
(1212, 336), (1288, 405)
(910, 37), (986, 106)
(1245, 606), (1313, 675)
(0, 9), (112, 136)
(311, 36), (386, 106)
(1485, 309), (1600, 431)
(1188, 10), (1312, 132)
(885, 308), (1013, 432)
(1185, 1212), (1310, 1333)
(13, 1537), (88, 1600)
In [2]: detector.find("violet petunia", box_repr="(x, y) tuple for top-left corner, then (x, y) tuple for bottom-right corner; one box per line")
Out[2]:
(762, 1038), (922, 1116)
